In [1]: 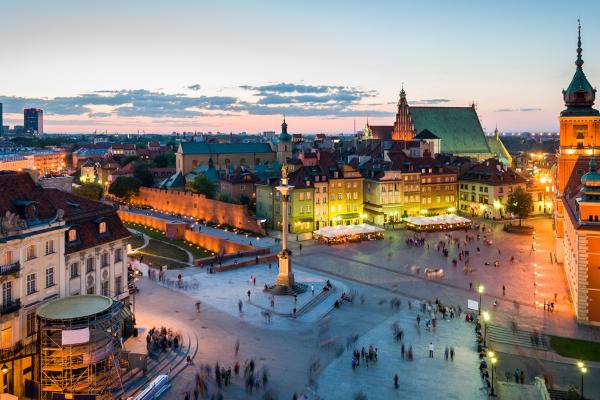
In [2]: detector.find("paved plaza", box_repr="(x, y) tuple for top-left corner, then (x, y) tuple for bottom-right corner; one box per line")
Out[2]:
(127, 216), (600, 399)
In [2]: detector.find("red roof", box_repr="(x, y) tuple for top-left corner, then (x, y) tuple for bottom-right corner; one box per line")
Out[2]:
(460, 158), (527, 185)
(0, 171), (130, 254)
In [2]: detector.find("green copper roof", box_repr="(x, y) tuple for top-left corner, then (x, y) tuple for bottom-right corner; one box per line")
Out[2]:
(160, 170), (186, 188)
(180, 142), (273, 155)
(485, 134), (512, 166)
(37, 295), (112, 320)
(410, 107), (491, 154)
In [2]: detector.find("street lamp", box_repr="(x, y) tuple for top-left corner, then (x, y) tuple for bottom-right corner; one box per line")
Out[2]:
(294, 221), (300, 241)
(482, 311), (490, 347)
(488, 351), (498, 397)
(578, 361), (587, 399)
(477, 284), (485, 315)
(1, 364), (7, 374)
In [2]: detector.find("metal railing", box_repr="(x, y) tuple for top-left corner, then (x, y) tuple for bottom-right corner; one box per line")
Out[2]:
(1, 298), (21, 315)
(0, 339), (38, 363)
(0, 261), (20, 276)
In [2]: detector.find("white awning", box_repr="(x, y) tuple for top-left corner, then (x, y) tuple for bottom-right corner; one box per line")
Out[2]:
(313, 223), (385, 239)
(404, 214), (471, 226)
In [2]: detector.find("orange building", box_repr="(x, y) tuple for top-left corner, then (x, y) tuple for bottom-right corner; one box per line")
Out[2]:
(555, 23), (600, 324)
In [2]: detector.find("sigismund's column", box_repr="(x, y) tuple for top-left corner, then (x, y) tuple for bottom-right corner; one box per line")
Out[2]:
(276, 164), (295, 286)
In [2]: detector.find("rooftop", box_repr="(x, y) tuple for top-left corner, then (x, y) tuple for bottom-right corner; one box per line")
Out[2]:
(37, 295), (113, 320)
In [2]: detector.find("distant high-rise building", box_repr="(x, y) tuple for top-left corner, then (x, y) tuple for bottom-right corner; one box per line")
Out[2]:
(24, 108), (43, 135)
(0, 103), (3, 135)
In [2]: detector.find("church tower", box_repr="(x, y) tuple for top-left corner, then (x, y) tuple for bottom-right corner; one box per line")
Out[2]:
(555, 21), (600, 260)
(392, 86), (415, 141)
(274, 116), (293, 164)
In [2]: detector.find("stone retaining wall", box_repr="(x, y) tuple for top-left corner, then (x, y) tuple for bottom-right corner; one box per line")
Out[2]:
(130, 187), (265, 234)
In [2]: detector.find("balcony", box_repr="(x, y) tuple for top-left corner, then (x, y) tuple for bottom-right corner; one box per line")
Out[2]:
(0, 261), (20, 276)
(1, 298), (21, 315)
(0, 339), (37, 363)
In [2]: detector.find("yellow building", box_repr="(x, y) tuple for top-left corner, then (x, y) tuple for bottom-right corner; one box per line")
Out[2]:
(327, 164), (364, 226)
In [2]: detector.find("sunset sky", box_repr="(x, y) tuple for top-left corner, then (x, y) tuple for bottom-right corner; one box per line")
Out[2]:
(2, 0), (599, 134)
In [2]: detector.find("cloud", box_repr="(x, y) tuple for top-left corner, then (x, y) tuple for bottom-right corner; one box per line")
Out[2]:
(0, 82), (389, 120)
(88, 112), (112, 118)
(495, 107), (542, 112)
(410, 98), (452, 105)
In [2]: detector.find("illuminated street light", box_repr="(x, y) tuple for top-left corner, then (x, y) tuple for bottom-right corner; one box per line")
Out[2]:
(477, 284), (484, 315)
(578, 361), (587, 399)
(482, 311), (490, 346)
(1, 364), (8, 374)
(490, 354), (498, 397)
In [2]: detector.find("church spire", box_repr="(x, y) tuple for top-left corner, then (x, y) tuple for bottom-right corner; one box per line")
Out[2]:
(562, 20), (597, 115)
(576, 18), (584, 69)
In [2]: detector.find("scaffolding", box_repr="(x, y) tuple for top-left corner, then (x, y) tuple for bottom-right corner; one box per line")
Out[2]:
(36, 295), (127, 400)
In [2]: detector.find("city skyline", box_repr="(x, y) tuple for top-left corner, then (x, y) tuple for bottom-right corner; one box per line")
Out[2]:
(2, 0), (599, 134)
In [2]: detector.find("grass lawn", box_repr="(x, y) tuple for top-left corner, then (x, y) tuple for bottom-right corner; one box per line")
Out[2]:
(133, 253), (189, 270)
(124, 222), (214, 259)
(142, 240), (189, 262)
(127, 235), (145, 250)
(550, 335), (600, 362)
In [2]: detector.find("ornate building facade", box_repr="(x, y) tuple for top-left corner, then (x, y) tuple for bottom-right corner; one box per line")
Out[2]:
(555, 23), (600, 324)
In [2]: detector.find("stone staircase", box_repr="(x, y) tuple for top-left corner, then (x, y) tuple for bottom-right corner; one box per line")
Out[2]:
(486, 324), (550, 350)
(548, 387), (583, 400)
(114, 331), (199, 398)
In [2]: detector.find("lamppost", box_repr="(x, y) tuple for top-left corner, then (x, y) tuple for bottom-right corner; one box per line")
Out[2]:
(478, 284), (485, 315)
(294, 221), (300, 241)
(482, 311), (490, 347)
(578, 361), (587, 399)
(489, 353), (497, 397)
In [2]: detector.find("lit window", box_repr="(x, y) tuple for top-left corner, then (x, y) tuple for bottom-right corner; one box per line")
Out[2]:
(101, 252), (109, 267)
(2, 251), (12, 265)
(26, 245), (37, 260)
(99, 221), (107, 234)
(68, 229), (77, 242)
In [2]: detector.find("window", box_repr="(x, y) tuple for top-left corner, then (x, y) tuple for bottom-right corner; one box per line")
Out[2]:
(46, 267), (55, 288)
(306, 205), (311, 213)
(347, 193), (351, 200)
(27, 312), (36, 337)
(26, 273), (37, 295)
(338, 193), (342, 200)
(353, 192), (358, 200)
(68, 229), (77, 242)
(99, 221), (107, 234)
(323, 187), (327, 193)
(331, 205), (336, 212)
(86, 258), (94, 273)
(306, 192), (311, 200)
(45, 240), (54, 255)
(101, 281), (109, 297)
(101, 252), (109, 267)
(299, 192), (305, 201)
(114, 248), (122, 263)
(70, 262), (80, 279)
(115, 276), (122, 295)
(87, 286), (95, 295)
(26, 245), (36, 261)
(2, 251), (12, 265)
(2, 281), (12, 304)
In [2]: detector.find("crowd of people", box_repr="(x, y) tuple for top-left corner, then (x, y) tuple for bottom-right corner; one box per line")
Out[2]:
(146, 326), (182, 353)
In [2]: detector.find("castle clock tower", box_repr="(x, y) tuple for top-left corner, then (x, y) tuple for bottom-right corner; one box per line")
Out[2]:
(555, 21), (600, 261)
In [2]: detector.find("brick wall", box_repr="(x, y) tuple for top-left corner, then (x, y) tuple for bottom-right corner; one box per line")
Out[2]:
(118, 210), (265, 256)
(130, 187), (265, 234)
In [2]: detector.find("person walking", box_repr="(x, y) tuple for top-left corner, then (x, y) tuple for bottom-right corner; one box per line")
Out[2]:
(238, 299), (243, 313)
(444, 346), (449, 361)
(247, 290), (251, 300)
(311, 285), (315, 296)
(450, 346), (455, 362)
(428, 342), (434, 358)
(394, 373), (399, 389)
(502, 285), (506, 297)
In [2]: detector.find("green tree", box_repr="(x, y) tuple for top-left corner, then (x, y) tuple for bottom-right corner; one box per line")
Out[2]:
(121, 155), (140, 166)
(506, 187), (533, 226)
(108, 176), (142, 202)
(73, 182), (103, 200)
(152, 153), (176, 168)
(187, 175), (217, 198)
(217, 193), (232, 203)
(133, 163), (155, 187)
